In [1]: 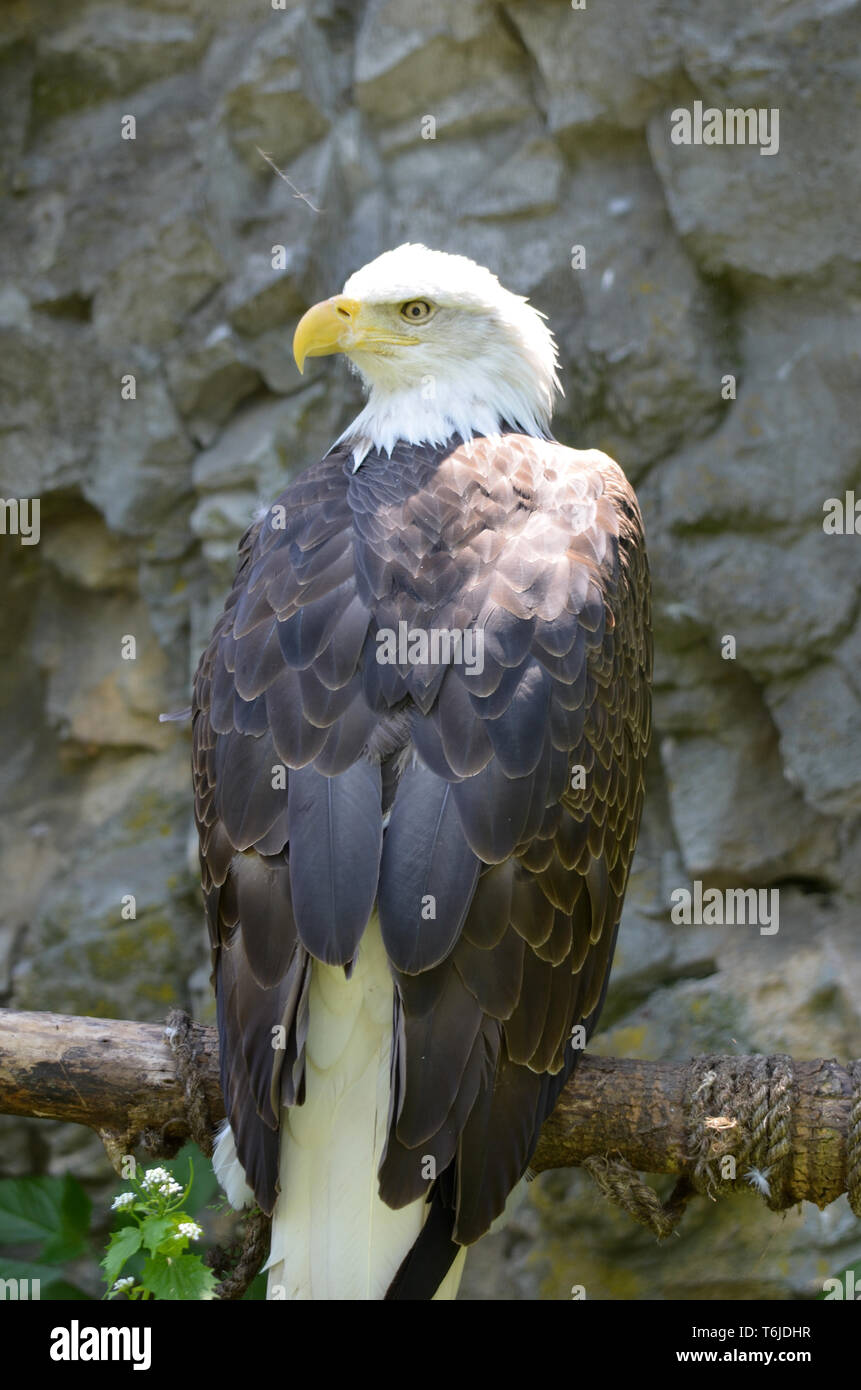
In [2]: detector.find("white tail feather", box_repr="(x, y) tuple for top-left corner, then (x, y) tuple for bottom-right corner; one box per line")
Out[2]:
(214, 914), (465, 1300)
(212, 1118), (253, 1211)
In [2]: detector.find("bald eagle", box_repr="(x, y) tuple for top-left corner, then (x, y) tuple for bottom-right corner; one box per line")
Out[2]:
(193, 245), (651, 1301)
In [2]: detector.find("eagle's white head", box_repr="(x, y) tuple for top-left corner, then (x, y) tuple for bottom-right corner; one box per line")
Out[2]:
(293, 243), (561, 466)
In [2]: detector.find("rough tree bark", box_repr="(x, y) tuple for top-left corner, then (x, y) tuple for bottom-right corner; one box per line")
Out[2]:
(1, 1008), (858, 1219)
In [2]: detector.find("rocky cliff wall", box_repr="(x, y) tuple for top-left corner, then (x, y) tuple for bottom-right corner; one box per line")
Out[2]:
(1, 0), (859, 1299)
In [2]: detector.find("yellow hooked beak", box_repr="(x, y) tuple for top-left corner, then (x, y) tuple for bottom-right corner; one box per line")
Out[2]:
(292, 295), (421, 373)
(293, 297), (362, 374)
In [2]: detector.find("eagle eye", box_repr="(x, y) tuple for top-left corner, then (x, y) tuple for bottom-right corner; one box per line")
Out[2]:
(400, 299), (434, 323)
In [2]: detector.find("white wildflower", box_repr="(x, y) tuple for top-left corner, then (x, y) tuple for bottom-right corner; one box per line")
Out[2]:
(177, 1221), (203, 1241)
(111, 1192), (136, 1210)
(141, 1166), (171, 1188)
(141, 1167), (182, 1196)
(112, 1276), (134, 1291)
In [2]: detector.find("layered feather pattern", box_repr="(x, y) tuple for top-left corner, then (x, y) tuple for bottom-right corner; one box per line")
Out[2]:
(193, 430), (651, 1291)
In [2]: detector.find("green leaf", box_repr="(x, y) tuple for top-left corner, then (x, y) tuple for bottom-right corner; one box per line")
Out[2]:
(140, 1214), (176, 1255)
(0, 1176), (67, 1247)
(0, 1175), (90, 1261)
(0, 1256), (58, 1282)
(61, 1174), (92, 1239)
(0, 1257), (92, 1300)
(102, 1225), (143, 1286)
(40, 1279), (94, 1301)
(141, 1252), (217, 1301)
(45, 1175), (92, 1261)
(242, 1270), (268, 1301)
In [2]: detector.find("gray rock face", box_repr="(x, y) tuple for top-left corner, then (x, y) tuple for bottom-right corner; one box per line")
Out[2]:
(647, 2), (861, 281)
(0, 0), (858, 1303)
(221, 11), (333, 168)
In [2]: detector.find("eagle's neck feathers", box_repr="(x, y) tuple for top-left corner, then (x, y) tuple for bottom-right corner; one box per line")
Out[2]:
(337, 327), (559, 468)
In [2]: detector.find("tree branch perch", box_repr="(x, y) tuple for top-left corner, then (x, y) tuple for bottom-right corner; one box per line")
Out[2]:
(0, 1009), (858, 1218)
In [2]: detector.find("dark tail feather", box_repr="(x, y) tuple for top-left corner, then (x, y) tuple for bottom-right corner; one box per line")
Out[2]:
(384, 1172), (461, 1301)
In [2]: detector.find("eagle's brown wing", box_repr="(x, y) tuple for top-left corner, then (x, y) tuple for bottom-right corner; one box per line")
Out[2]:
(192, 432), (651, 1279)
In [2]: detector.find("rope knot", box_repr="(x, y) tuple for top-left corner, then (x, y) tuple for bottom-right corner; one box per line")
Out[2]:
(686, 1053), (794, 1210)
